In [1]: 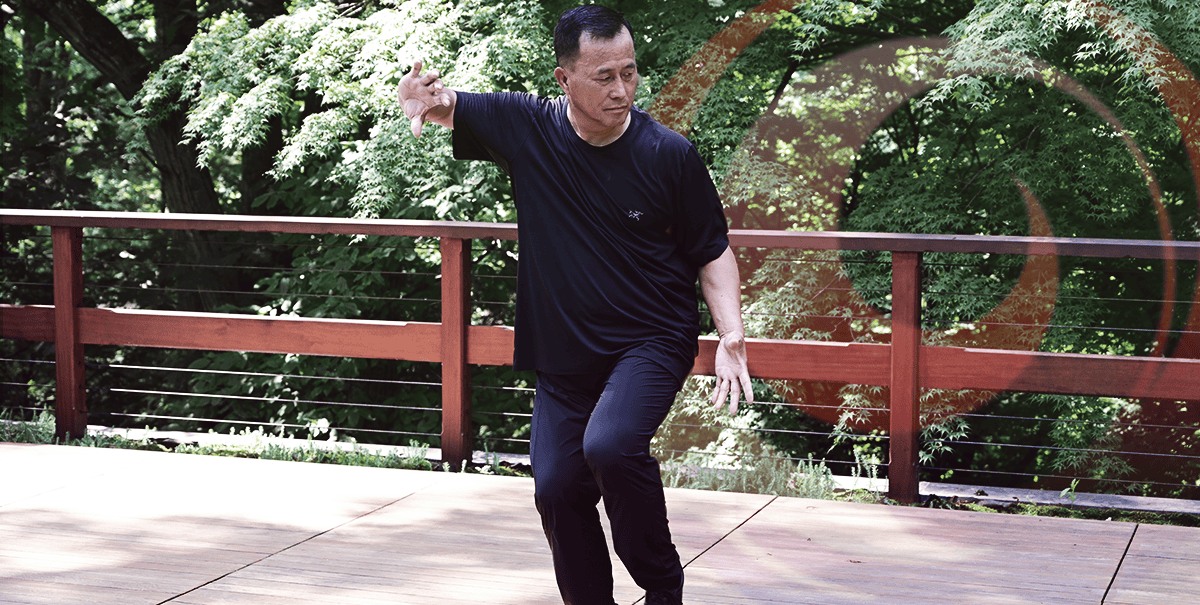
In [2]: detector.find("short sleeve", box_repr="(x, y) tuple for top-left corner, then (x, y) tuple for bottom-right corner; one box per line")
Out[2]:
(452, 91), (540, 174)
(673, 144), (730, 268)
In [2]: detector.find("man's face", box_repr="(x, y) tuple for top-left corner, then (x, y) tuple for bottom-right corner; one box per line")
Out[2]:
(555, 28), (638, 140)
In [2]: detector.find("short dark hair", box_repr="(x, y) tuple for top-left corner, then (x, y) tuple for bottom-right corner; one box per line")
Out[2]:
(553, 4), (634, 68)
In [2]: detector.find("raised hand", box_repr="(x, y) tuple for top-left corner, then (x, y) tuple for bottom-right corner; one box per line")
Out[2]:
(398, 60), (454, 137)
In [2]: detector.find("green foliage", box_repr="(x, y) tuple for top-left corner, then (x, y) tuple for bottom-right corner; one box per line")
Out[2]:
(939, 0), (1200, 103)
(70, 432), (170, 452)
(662, 455), (831, 497)
(0, 409), (55, 444)
(1007, 502), (1200, 527)
(661, 452), (885, 503)
(0, 23), (22, 148)
(176, 434), (436, 471)
(0, 407), (165, 451)
(138, 0), (552, 220)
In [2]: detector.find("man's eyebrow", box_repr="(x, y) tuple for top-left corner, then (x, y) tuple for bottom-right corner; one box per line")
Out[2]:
(596, 62), (638, 76)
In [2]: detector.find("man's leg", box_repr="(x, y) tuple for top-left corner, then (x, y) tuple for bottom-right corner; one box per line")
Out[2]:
(531, 371), (616, 605)
(583, 352), (687, 597)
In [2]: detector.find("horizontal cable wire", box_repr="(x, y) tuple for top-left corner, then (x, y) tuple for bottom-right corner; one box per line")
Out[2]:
(477, 436), (531, 445)
(92, 363), (440, 388)
(924, 438), (1200, 461)
(472, 385), (536, 393)
(1, 281), (53, 288)
(94, 388), (440, 413)
(83, 283), (439, 304)
(661, 421), (872, 441)
(927, 288), (1194, 307)
(87, 260), (440, 280)
(474, 411), (532, 420)
(658, 448), (885, 469)
(93, 412), (439, 439)
(953, 412), (1200, 433)
(0, 405), (49, 414)
(922, 317), (1200, 338)
(677, 396), (888, 415)
(0, 381), (54, 389)
(87, 234), (439, 252)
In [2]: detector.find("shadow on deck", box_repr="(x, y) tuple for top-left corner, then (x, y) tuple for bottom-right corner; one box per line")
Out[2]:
(1, 443), (1196, 604)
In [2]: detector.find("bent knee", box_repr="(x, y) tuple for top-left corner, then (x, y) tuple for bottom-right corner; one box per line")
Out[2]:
(583, 436), (649, 476)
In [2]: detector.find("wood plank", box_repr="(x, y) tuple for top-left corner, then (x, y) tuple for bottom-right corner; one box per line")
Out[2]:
(235, 473), (566, 605)
(889, 252), (922, 502)
(15, 304), (1198, 401)
(693, 337), (890, 383)
(2, 304), (516, 367)
(5, 443), (1200, 605)
(0, 533), (264, 576)
(1106, 523), (1200, 604)
(1104, 555), (1200, 604)
(466, 324), (514, 366)
(0, 445), (455, 605)
(682, 496), (1130, 605)
(77, 307), (442, 361)
(440, 237), (472, 467)
(1123, 523), (1200, 560)
(0, 579), (174, 605)
(0, 305), (53, 342)
(923, 346), (1200, 401)
(51, 226), (86, 440)
(179, 573), (565, 605)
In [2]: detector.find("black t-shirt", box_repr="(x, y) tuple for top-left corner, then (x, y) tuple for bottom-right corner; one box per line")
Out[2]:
(453, 91), (729, 374)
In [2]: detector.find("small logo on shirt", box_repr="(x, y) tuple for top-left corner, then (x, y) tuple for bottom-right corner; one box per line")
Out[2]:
(626, 210), (643, 221)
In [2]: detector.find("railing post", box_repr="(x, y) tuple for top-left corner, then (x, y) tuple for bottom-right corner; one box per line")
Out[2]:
(888, 251), (922, 504)
(440, 237), (472, 469)
(51, 226), (87, 441)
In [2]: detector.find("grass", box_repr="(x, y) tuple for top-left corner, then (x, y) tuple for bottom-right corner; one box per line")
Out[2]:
(662, 454), (886, 504)
(174, 438), (436, 471)
(0, 408), (519, 475)
(0, 410), (57, 444)
(923, 495), (1200, 527)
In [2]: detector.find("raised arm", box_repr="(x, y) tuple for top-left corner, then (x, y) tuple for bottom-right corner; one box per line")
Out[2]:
(699, 246), (753, 415)
(398, 60), (457, 137)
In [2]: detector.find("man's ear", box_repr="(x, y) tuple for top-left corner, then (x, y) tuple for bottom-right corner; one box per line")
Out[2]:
(554, 66), (569, 94)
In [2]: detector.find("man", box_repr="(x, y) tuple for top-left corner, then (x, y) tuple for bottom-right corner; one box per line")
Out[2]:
(399, 5), (752, 604)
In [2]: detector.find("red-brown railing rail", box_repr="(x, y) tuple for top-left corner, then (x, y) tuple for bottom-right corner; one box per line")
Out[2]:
(3, 209), (1200, 503)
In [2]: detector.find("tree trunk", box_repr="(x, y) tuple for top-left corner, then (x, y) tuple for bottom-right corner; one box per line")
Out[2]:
(22, 0), (232, 310)
(16, 9), (67, 208)
(23, 0), (222, 214)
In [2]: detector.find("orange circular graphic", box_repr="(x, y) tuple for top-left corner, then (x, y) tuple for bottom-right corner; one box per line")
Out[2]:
(651, 1), (1200, 438)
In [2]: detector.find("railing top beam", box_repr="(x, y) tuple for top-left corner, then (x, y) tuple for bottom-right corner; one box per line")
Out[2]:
(730, 230), (1200, 261)
(4, 209), (1199, 260)
(0, 209), (520, 241)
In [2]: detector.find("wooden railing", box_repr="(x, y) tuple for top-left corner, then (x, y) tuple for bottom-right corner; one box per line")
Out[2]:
(3, 209), (1200, 503)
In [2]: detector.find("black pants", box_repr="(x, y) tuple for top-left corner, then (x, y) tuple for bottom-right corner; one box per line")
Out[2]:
(531, 348), (689, 605)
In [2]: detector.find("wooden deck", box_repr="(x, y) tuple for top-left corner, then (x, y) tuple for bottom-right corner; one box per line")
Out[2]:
(1, 443), (1196, 604)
